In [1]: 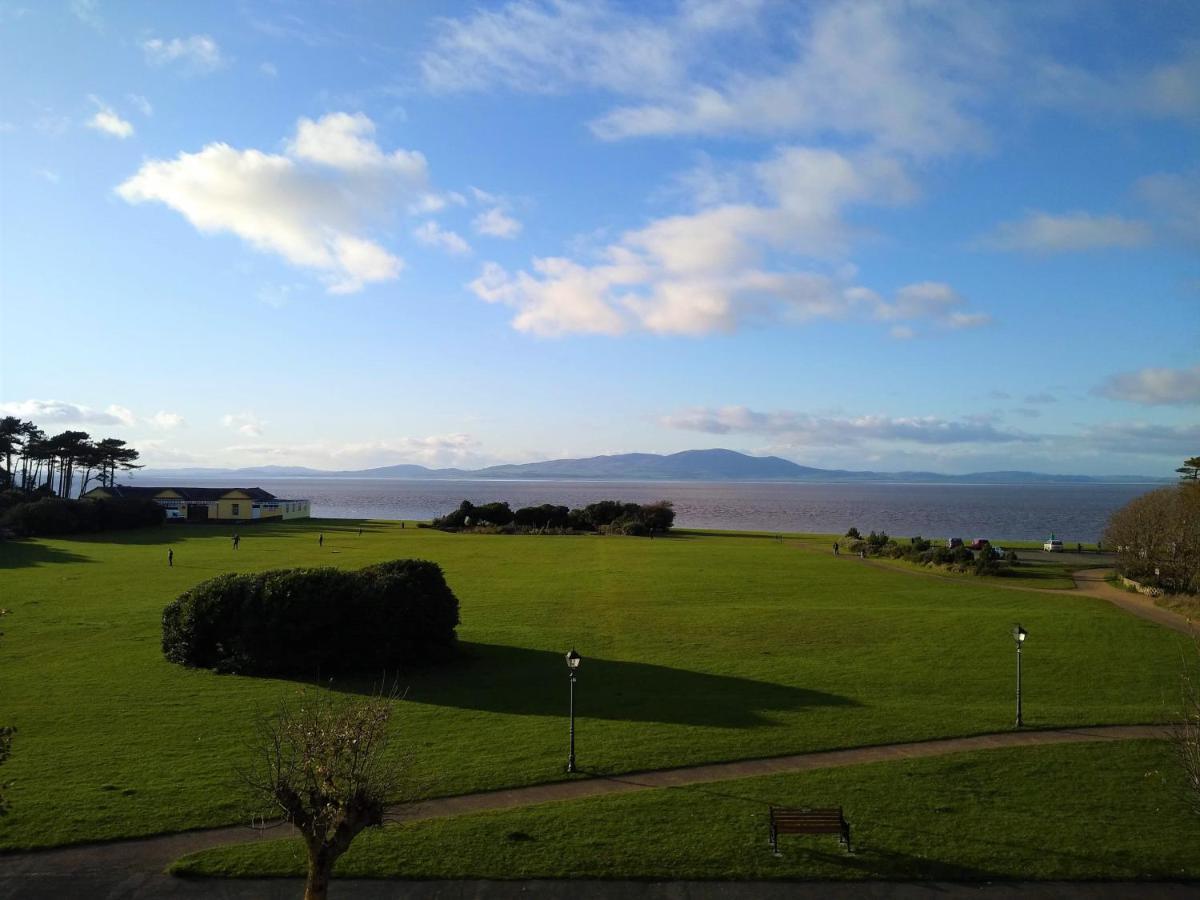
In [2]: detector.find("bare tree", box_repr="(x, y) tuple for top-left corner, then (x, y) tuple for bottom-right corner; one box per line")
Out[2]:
(242, 688), (410, 900)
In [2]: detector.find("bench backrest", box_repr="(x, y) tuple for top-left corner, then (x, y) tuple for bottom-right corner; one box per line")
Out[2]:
(771, 806), (845, 834)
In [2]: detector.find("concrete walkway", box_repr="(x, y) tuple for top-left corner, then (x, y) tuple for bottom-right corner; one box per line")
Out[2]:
(855, 555), (1196, 636)
(0, 725), (1170, 900)
(1070, 568), (1195, 636)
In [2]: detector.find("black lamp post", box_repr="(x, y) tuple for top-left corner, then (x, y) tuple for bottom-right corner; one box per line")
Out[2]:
(565, 648), (581, 772)
(1012, 624), (1028, 727)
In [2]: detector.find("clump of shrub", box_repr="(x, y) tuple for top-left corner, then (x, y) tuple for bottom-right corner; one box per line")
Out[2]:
(1, 496), (164, 537)
(161, 559), (460, 676)
(852, 528), (1016, 576)
(845, 526), (861, 539)
(432, 499), (675, 537)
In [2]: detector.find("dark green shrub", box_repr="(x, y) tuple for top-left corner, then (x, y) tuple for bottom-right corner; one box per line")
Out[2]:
(472, 502), (514, 526)
(640, 500), (675, 532)
(910, 536), (931, 552)
(845, 526), (861, 539)
(1, 498), (83, 535)
(161, 559), (460, 676)
(1, 496), (163, 536)
(514, 504), (570, 529)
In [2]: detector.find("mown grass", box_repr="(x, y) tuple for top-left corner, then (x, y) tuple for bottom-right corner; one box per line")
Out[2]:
(0, 520), (1192, 850)
(171, 739), (1200, 881)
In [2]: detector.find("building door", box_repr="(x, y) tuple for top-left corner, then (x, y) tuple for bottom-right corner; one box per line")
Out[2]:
(187, 504), (209, 521)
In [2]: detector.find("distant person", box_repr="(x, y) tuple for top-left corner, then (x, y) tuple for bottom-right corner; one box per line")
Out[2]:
(1077, 543), (1082, 554)
(833, 542), (839, 555)
(859, 549), (865, 559)
(232, 533), (240, 551)
(401, 521), (405, 529)
(168, 548), (173, 567)
(358, 527), (362, 536)
(318, 532), (324, 547)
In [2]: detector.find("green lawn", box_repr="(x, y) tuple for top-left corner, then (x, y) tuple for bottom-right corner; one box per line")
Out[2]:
(172, 739), (1200, 881)
(0, 520), (1192, 850)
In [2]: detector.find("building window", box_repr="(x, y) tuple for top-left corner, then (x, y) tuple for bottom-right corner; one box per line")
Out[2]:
(231, 503), (240, 516)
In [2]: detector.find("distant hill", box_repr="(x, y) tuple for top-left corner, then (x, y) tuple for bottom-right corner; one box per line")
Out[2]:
(137, 448), (1170, 485)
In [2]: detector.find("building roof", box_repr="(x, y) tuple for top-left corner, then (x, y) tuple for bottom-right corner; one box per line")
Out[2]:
(96, 485), (279, 501)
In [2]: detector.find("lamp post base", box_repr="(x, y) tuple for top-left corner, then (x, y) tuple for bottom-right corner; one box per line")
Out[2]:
(566, 755), (576, 773)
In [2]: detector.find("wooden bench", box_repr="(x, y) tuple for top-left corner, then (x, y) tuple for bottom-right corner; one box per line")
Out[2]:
(768, 805), (852, 855)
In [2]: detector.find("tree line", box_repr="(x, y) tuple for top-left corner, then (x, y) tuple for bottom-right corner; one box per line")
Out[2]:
(1104, 456), (1200, 595)
(0, 416), (142, 499)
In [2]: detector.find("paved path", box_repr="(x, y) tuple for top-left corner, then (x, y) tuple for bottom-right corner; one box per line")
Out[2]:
(0, 725), (1170, 900)
(1070, 568), (1195, 636)
(854, 555), (1196, 636)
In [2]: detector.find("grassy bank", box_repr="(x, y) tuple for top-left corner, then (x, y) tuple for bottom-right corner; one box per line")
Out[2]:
(0, 521), (1191, 850)
(171, 739), (1200, 880)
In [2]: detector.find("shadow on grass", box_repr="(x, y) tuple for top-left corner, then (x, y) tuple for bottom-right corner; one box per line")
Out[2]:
(0, 540), (94, 569)
(321, 642), (857, 728)
(52, 519), (391, 547)
(785, 845), (1007, 880)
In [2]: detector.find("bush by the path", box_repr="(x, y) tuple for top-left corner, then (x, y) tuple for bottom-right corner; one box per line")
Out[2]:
(1, 495), (164, 537)
(161, 559), (460, 675)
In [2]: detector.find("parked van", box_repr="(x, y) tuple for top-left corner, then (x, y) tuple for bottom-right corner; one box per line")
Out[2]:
(1043, 539), (1063, 552)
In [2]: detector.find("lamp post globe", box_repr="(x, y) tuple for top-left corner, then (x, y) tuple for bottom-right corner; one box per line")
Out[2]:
(566, 649), (581, 772)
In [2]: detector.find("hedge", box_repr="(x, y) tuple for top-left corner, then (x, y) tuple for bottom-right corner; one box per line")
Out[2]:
(161, 559), (460, 676)
(1, 496), (165, 536)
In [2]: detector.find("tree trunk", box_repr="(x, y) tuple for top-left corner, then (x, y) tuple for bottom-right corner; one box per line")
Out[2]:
(303, 845), (338, 900)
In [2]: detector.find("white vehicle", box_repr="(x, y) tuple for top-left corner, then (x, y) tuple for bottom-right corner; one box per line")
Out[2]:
(1043, 539), (1063, 552)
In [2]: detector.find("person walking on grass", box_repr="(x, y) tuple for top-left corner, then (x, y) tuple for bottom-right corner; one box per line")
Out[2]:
(318, 532), (324, 548)
(232, 533), (240, 551)
(833, 542), (839, 555)
(168, 548), (173, 567)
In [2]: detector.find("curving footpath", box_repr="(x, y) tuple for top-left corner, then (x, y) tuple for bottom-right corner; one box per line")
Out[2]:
(0, 725), (1173, 900)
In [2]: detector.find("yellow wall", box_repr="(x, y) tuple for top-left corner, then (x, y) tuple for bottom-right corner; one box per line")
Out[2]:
(216, 492), (254, 520)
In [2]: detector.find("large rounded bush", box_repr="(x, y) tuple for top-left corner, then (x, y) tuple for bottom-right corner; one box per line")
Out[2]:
(162, 559), (460, 675)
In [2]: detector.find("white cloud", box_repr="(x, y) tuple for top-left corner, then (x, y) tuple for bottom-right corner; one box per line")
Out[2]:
(421, 0), (690, 96)
(413, 221), (471, 255)
(146, 412), (185, 430)
(85, 96), (133, 139)
(259, 62), (278, 78)
(1078, 421), (1200, 456)
(661, 406), (1038, 446)
(221, 412), (264, 437)
(473, 207), (522, 238)
(423, 0), (1003, 157)
(1095, 365), (1200, 407)
(116, 113), (431, 293)
(872, 282), (991, 331)
(70, 0), (102, 30)
(218, 433), (489, 469)
(0, 399), (134, 428)
(287, 112), (427, 177)
(1034, 42), (1200, 124)
(979, 211), (1150, 253)
(142, 35), (223, 72)
(470, 146), (981, 337)
(1136, 168), (1200, 246)
(37, 168), (60, 183)
(126, 94), (153, 116)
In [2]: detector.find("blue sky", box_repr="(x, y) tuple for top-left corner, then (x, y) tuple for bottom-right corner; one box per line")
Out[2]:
(1, 0), (1197, 475)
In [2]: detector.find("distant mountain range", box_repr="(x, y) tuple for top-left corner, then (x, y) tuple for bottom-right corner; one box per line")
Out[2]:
(137, 448), (1170, 485)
